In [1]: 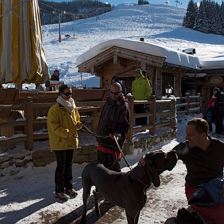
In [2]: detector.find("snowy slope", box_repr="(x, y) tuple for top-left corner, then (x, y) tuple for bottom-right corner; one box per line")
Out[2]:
(42, 3), (224, 87)
(1, 4), (224, 223)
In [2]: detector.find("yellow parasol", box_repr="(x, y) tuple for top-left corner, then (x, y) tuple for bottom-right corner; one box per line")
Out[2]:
(0, 0), (49, 84)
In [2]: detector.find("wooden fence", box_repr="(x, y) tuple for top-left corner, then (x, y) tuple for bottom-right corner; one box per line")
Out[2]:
(0, 89), (201, 151)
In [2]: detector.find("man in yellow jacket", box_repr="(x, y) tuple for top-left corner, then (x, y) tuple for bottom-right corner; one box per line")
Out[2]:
(132, 69), (152, 125)
(47, 84), (82, 201)
(132, 69), (152, 100)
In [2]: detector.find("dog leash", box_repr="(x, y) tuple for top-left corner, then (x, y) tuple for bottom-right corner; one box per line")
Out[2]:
(82, 124), (132, 170)
(82, 124), (108, 139)
(113, 135), (132, 170)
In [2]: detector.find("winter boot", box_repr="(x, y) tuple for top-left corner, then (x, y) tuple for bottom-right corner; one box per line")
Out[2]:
(55, 192), (70, 201)
(65, 188), (78, 198)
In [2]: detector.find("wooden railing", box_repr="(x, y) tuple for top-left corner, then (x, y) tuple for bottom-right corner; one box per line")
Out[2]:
(176, 93), (201, 115)
(126, 96), (176, 140)
(0, 102), (100, 150)
(0, 91), (201, 151)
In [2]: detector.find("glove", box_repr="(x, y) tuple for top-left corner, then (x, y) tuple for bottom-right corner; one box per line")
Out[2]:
(172, 142), (189, 157)
(75, 122), (83, 130)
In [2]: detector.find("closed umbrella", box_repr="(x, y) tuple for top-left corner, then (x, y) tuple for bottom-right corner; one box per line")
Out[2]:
(0, 0), (49, 84)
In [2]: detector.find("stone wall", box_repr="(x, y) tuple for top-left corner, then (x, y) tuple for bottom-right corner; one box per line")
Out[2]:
(0, 129), (176, 177)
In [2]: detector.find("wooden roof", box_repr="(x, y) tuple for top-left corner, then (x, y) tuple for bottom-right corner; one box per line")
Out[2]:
(77, 46), (166, 75)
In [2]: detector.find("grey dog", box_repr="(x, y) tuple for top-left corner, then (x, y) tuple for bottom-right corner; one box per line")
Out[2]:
(80, 150), (178, 224)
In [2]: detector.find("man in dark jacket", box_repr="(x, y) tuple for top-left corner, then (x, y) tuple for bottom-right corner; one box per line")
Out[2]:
(111, 75), (127, 96)
(96, 82), (130, 172)
(170, 118), (224, 224)
(213, 87), (224, 134)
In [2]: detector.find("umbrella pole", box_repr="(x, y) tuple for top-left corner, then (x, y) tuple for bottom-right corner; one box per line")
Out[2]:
(15, 84), (22, 90)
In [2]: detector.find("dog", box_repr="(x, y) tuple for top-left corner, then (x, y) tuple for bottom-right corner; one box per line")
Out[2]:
(172, 142), (189, 156)
(80, 150), (178, 224)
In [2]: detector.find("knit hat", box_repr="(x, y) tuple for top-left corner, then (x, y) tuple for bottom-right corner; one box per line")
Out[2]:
(59, 84), (70, 93)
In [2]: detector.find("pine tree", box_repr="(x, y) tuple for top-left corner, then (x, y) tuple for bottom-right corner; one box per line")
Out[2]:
(220, 2), (224, 34)
(138, 0), (149, 4)
(194, 0), (210, 33)
(183, 0), (198, 28)
(211, 3), (222, 34)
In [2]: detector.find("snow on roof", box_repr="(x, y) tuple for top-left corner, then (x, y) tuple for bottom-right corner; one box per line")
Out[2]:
(199, 56), (224, 70)
(76, 38), (201, 70)
(76, 38), (224, 71)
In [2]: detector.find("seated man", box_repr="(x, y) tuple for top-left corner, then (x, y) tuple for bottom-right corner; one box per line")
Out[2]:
(168, 118), (224, 224)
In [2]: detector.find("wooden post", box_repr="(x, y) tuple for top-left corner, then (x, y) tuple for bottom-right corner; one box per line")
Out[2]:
(185, 93), (190, 114)
(149, 96), (156, 135)
(91, 109), (100, 133)
(0, 109), (15, 150)
(198, 93), (202, 113)
(25, 101), (34, 150)
(171, 99), (177, 130)
(127, 94), (134, 142)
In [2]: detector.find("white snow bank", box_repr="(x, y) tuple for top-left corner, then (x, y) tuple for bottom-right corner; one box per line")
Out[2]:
(76, 38), (224, 71)
(76, 38), (201, 69)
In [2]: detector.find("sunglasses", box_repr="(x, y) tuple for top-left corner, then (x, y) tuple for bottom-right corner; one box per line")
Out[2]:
(62, 92), (72, 96)
(110, 91), (121, 96)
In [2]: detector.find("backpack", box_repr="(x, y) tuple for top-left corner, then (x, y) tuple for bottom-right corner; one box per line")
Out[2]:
(188, 178), (224, 207)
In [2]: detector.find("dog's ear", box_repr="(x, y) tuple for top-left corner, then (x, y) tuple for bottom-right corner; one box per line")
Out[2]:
(166, 151), (178, 171)
(150, 165), (160, 187)
(145, 151), (163, 187)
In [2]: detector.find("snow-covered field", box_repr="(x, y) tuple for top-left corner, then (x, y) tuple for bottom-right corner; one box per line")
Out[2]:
(42, 3), (224, 87)
(1, 3), (224, 223)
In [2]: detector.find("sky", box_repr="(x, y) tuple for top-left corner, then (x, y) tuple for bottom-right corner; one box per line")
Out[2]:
(1, 3), (224, 223)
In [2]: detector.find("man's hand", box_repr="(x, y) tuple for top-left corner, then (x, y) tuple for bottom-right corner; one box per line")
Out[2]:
(73, 133), (78, 138)
(109, 133), (114, 139)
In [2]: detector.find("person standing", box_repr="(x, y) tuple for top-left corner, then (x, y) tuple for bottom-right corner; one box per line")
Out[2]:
(47, 84), (82, 201)
(45, 69), (60, 91)
(51, 69), (60, 81)
(131, 69), (152, 125)
(213, 87), (224, 134)
(96, 82), (130, 172)
(132, 69), (152, 100)
(111, 75), (127, 96)
(170, 118), (224, 224)
(204, 93), (216, 132)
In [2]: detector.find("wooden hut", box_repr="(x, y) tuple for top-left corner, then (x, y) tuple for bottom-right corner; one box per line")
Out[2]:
(76, 38), (201, 99)
(76, 39), (224, 113)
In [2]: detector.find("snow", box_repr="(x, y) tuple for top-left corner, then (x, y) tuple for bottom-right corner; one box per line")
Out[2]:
(0, 115), (186, 224)
(42, 4), (224, 87)
(200, 57), (224, 69)
(76, 38), (201, 69)
(1, 114), (223, 223)
(1, 3), (224, 224)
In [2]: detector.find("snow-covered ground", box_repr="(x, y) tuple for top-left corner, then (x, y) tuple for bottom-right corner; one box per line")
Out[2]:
(0, 115), (191, 224)
(1, 114), (223, 224)
(42, 3), (224, 87)
(1, 3), (224, 224)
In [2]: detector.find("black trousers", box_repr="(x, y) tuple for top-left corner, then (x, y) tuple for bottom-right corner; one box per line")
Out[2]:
(54, 150), (74, 193)
(215, 113), (224, 133)
(134, 104), (147, 125)
(97, 150), (121, 172)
